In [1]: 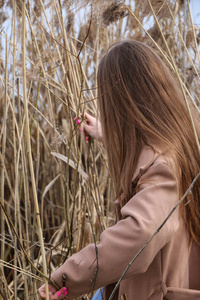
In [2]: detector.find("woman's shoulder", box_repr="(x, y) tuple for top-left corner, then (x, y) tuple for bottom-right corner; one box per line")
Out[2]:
(132, 144), (178, 183)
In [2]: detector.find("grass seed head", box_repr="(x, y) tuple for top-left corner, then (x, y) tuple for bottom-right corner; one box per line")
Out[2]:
(102, 1), (128, 26)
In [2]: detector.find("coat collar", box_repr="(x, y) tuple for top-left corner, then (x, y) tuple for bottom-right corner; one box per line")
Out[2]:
(115, 145), (162, 208)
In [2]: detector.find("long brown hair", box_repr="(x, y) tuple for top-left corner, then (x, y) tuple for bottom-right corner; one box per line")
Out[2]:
(97, 40), (200, 243)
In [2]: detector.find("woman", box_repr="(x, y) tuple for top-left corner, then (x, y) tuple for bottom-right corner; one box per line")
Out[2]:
(39, 40), (200, 299)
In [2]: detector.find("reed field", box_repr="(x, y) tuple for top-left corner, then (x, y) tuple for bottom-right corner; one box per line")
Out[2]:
(0, 0), (200, 299)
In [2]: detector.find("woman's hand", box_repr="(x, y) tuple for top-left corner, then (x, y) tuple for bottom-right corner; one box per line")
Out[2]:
(38, 284), (68, 299)
(81, 113), (103, 141)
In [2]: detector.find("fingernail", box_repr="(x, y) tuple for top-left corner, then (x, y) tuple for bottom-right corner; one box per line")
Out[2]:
(57, 291), (61, 296)
(78, 120), (81, 124)
(64, 291), (68, 295)
(73, 117), (77, 121)
(62, 287), (67, 292)
(85, 137), (89, 141)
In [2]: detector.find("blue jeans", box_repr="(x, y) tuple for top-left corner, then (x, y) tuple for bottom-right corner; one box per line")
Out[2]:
(92, 288), (104, 300)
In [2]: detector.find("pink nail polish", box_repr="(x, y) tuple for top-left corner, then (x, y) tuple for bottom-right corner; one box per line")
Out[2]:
(73, 117), (77, 121)
(64, 291), (68, 295)
(85, 137), (89, 141)
(62, 287), (67, 292)
(78, 120), (81, 124)
(57, 291), (61, 296)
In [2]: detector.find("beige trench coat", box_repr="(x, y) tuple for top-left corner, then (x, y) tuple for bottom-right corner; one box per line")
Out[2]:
(50, 146), (200, 299)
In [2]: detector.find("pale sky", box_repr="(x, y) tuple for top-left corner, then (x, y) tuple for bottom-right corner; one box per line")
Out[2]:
(190, 0), (200, 25)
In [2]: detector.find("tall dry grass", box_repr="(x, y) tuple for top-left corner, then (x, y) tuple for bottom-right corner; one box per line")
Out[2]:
(0, 0), (199, 299)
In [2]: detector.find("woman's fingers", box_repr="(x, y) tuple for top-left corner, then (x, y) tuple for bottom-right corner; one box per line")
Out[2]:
(38, 284), (69, 299)
(50, 288), (69, 299)
(38, 284), (51, 298)
(82, 122), (92, 134)
(73, 112), (102, 140)
(84, 112), (96, 125)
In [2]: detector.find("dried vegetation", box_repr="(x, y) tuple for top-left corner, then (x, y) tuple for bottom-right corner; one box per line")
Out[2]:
(0, 0), (200, 299)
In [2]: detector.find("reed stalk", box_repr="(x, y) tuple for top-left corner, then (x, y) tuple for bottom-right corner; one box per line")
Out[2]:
(12, 1), (18, 298)
(0, 34), (8, 299)
(21, 0), (49, 298)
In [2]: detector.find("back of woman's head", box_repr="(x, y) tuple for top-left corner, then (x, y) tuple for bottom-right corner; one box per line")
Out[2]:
(97, 40), (200, 243)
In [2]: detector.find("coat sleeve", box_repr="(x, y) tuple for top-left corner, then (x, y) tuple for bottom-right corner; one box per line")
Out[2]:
(50, 160), (180, 299)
